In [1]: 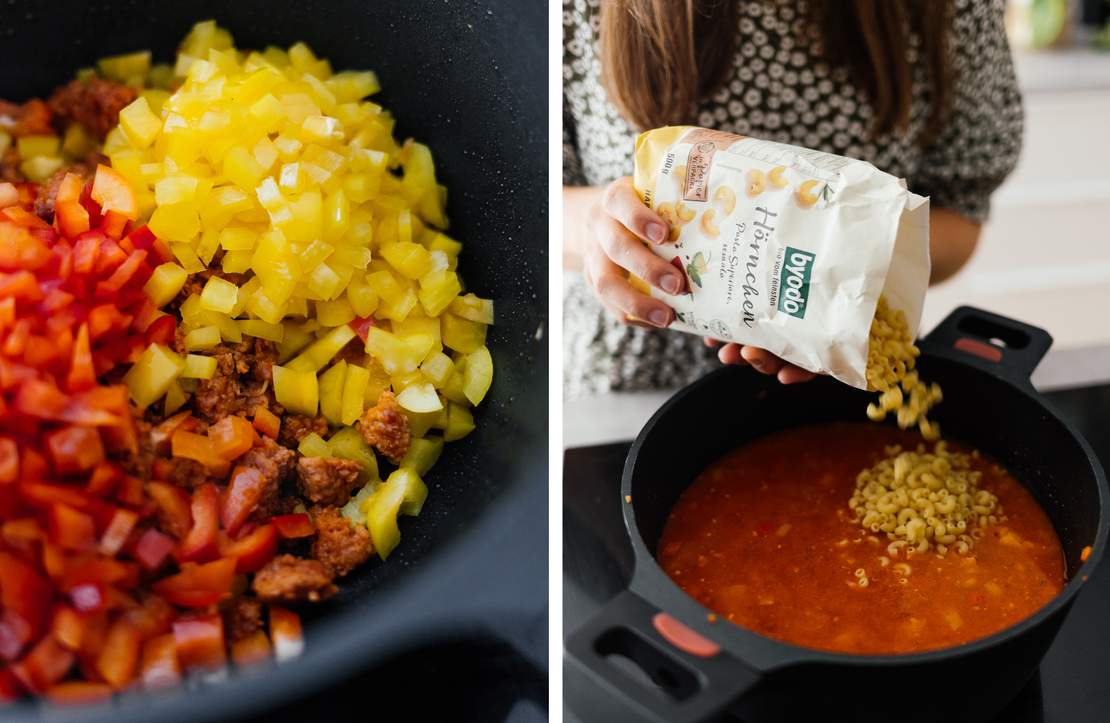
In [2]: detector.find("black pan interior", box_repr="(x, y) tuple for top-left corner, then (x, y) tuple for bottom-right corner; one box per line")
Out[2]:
(629, 361), (1101, 578)
(1, 0), (547, 719)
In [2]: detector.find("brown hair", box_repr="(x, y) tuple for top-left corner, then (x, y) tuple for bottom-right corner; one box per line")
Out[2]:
(599, 0), (952, 145)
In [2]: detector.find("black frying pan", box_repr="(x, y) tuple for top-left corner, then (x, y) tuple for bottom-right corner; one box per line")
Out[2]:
(565, 307), (1108, 723)
(0, 2), (548, 721)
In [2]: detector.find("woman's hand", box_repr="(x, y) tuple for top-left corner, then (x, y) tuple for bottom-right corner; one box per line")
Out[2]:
(703, 338), (817, 384)
(574, 177), (684, 328)
(564, 179), (817, 384)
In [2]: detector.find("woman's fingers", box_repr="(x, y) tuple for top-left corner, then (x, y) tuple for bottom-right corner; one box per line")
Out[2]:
(703, 338), (720, 348)
(602, 177), (669, 245)
(740, 345), (787, 376)
(716, 343), (747, 366)
(778, 366), (817, 384)
(586, 247), (674, 328)
(596, 215), (685, 295)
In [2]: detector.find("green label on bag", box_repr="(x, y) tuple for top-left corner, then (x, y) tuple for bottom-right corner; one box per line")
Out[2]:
(777, 247), (815, 319)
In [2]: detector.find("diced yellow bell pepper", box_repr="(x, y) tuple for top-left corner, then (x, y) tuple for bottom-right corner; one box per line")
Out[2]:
(441, 368), (470, 406)
(393, 315), (442, 350)
(61, 123), (96, 159)
(124, 343), (186, 409)
(199, 276), (239, 314)
(164, 379), (188, 415)
(418, 269), (461, 317)
(396, 383), (443, 414)
(420, 352), (454, 389)
(118, 97), (162, 149)
(286, 324), (356, 372)
(97, 50), (151, 81)
(444, 402), (475, 441)
(222, 250), (253, 274)
(297, 432), (331, 458)
(345, 279), (378, 318)
(143, 263), (188, 308)
(239, 319), (285, 342)
(184, 325), (222, 351)
(318, 360), (348, 426)
(149, 203), (201, 243)
(181, 354), (218, 380)
(19, 156), (63, 182)
(400, 437), (444, 477)
(341, 364), (369, 425)
(223, 146), (266, 190)
(463, 346), (493, 405)
(273, 364), (319, 416)
(378, 287), (418, 322)
(328, 427), (378, 484)
(155, 175), (199, 206)
(450, 294), (495, 325)
(441, 313), (487, 353)
(248, 93), (286, 131)
(364, 468), (427, 559)
(364, 327), (432, 376)
(16, 135), (60, 159)
(381, 242), (432, 281)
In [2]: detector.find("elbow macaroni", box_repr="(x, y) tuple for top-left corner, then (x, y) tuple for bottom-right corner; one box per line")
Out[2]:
(865, 296), (943, 440)
(848, 441), (1002, 558)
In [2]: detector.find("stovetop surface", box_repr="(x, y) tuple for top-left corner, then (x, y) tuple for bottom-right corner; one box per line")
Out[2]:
(563, 382), (1110, 723)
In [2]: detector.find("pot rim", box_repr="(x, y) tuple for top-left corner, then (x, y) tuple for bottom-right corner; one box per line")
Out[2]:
(620, 362), (1110, 671)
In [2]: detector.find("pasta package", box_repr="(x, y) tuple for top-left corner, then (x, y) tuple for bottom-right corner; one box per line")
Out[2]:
(633, 126), (930, 389)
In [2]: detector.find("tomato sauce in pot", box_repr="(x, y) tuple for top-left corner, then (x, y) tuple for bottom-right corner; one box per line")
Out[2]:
(658, 423), (1066, 655)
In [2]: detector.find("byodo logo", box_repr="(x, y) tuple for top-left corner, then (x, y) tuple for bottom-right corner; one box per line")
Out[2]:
(777, 247), (815, 319)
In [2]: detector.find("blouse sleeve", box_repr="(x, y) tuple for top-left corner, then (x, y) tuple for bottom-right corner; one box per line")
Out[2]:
(910, 0), (1023, 223)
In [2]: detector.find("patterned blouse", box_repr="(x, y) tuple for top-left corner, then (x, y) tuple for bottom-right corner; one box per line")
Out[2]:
(563, 0), (1022, 397)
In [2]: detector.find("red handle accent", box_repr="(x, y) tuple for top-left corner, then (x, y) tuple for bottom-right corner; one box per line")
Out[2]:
(954, 337), (1002, 363)
(652, 613), (721, 658)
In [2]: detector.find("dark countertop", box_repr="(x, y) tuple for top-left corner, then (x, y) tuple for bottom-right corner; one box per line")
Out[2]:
(564, 382), (1110, 723)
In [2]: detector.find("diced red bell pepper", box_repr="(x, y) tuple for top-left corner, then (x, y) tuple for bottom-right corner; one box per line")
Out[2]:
(131, 528), (175, 572)
(219, 524), (278, 574)
(176, 484), (220, 563)
(99, 507), (139, 557)
(152, 558), (236, 608)
(121, 594), (174, 641)
(72, 232), (101, 274)
(350, 315), (377, 343)
(0, 222), (52, 271)
(271, 513), (315, 539)
(51, 605), (87, 651)
(209, 415), (258, 461)
(269, 607), (304, 662)
(0, 437), (18, 483)
(251, 406), (281, 440)
(21, 482), (92, 512)
(230, 630), (272, 667)
(69, 583), (107, 614)
(150, 411), (192, 454)
(0, 668), (22, 702)
(140, 633), (180, 689)
(171, 429), (230, 476)
(41, 286), (76, 313)
(44, 680), (114, 705)
(41, 542), (68, 581)
(48, 504), (96, 551)
(0, 551), (52, 641)
(144, 314), (176, 346)
(65, 323), (97, 392)
(86, 462), (121, 498)
(90, 166), (137, 221)
(0, 270), (43, 301)
(173, 614), (226, 673)
(62, 556), (139, 591)
(100, 210), (129, 240)
(2, 518), (43, 550)
(46, 425), (105, 474)
(87, 304), (132, 340)
(98, 249), (147, 295)
(0, 610), (33, 662)
(11, 636), (75, 694)
(115, 474), (145, 507)
(220, 466), (267, 536)
(56, 173), (84, 206)
(95, 618), (141, 689)
(55, 201), (91, 238)
(146, 481), (192, 539)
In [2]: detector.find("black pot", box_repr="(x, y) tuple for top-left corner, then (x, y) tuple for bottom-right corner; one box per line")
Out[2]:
(1, 2), (548, 721)
(566, 307), (1109, 723)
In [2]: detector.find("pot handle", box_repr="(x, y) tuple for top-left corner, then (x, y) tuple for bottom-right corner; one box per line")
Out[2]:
(564, 591), (760, 723)
(918, 306), (1053, 384)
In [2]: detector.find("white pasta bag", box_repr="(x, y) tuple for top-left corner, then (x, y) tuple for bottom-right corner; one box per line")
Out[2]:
(632, 126), (930, 390)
